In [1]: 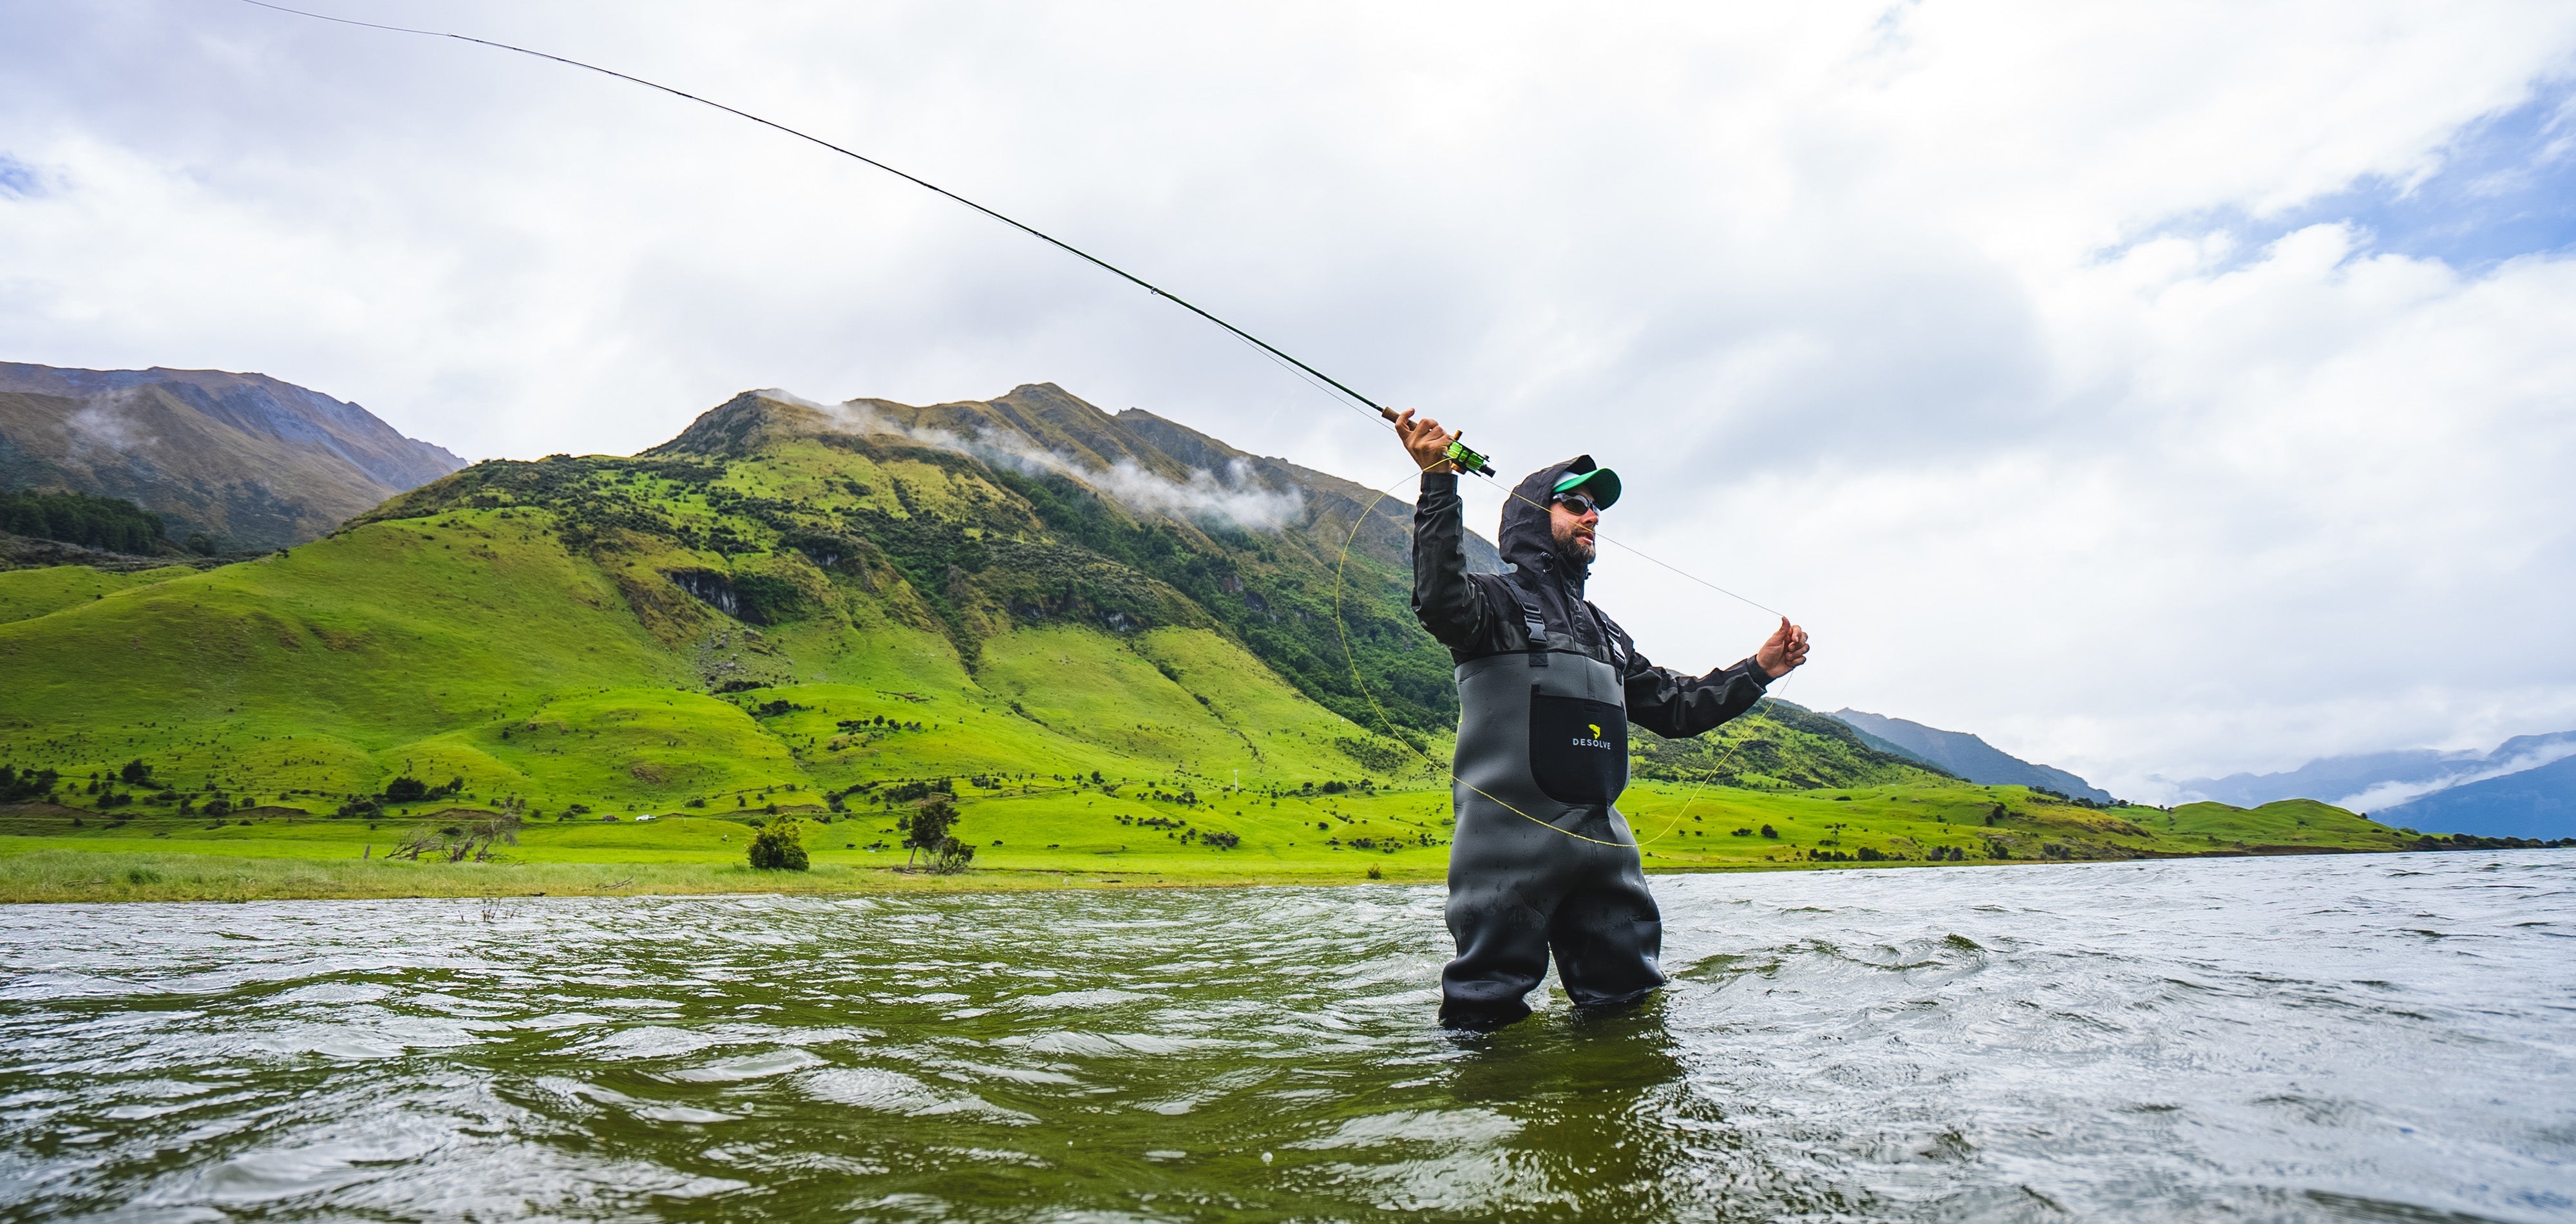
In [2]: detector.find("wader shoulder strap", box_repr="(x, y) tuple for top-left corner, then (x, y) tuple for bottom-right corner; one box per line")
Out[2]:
(1511, 583), (1549, 668)
(1584, 600), (1631, 673)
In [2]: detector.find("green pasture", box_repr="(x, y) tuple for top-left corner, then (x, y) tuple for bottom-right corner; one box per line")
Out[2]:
(0, 778), (2416, 901)
(0, 563), (198, 624)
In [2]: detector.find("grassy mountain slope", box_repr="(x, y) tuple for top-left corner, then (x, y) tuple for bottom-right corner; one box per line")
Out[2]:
(0, 387), (1442, 821)
(0, 563), (196, 625)
(1635, 698), (1958, 790)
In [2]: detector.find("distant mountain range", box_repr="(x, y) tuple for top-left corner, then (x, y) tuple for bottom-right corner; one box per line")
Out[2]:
(2174, 731), (2576, 839)
(0, 363), (464, 548)
(2377, 754), (2576, 840)
(1824, 709), (2114, 802)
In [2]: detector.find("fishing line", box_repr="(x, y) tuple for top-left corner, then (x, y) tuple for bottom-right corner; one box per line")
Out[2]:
(243, 0), (1803, 846)
(235, 0), (1786, 622)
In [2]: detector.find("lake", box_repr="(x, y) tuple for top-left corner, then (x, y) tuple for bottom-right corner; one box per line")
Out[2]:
(2, 852), (2569, 1221)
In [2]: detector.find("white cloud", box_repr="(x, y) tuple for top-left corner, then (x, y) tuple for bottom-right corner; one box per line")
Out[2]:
(782, 392), (1307, 531)
(5, 0), (2575, 792)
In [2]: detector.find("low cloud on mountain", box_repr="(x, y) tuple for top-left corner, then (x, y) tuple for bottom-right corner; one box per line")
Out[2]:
(765, 390), (1309, 532)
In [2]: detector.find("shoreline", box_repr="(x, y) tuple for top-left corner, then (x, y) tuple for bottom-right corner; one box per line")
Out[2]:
(0, 841), (2519, 905)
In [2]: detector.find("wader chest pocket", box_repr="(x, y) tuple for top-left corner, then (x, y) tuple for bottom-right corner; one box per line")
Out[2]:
(1530, 691), (1627, 805)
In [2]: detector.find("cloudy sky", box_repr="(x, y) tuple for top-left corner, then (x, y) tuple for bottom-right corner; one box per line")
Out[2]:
(6, 1), (2573, 796)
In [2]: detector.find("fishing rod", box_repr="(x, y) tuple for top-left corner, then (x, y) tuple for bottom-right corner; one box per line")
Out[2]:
(234, 1), (1808, 618)
(232, 0), (1498, 474)
(238, 0), (1801, 849)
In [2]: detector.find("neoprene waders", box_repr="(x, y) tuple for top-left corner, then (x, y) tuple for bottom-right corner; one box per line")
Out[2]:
(1412, 456), (1773, 1030)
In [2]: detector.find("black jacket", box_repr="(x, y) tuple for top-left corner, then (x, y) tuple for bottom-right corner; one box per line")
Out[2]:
(1411, 456), (1771, 740)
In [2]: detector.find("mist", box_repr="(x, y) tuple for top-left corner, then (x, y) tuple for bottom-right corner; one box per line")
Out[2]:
(773, 392), (1309, 533)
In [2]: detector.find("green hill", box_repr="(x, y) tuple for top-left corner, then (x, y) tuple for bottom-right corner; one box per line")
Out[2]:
(0, 383), (2434, 899)
(0, 385), (1497, 816)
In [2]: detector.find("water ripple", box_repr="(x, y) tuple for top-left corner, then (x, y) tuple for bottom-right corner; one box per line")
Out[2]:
(2, 852), (2570, 1220)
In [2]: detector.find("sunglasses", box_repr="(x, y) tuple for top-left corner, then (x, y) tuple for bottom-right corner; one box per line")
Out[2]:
(1552, 492), (1605, 517)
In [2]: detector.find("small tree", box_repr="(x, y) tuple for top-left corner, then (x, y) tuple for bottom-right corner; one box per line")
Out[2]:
(902, 797), (959, 866)
(747, 818), (811, 871)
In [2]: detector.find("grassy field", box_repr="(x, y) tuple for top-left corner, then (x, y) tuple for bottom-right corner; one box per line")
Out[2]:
(0, 779), (2421, 902)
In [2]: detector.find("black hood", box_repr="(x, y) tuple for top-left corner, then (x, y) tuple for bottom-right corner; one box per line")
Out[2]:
(1498, 455), (1600, 592)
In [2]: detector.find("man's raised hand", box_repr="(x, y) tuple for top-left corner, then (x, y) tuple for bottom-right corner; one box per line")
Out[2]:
(1755, 617), (1810, 679)
(1392, 408), (1459, 475)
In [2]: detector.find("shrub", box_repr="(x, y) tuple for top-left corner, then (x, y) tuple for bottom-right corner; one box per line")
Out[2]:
(746, 818), (811, 870)
(384, 777), (430, 803)
(120, 760), (153, 785)
(1759, 824), (1778, 839)
(0, 765), (60, 803)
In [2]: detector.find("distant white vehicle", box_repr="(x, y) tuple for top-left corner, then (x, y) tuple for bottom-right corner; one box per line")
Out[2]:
(635, 814), (658, 821)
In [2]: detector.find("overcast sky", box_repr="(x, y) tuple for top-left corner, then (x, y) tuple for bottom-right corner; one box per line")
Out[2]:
(6, 1), (2573, 797)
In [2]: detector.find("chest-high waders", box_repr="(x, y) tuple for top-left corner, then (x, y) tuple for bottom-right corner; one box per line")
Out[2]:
(1439, 591), (1664, 1030)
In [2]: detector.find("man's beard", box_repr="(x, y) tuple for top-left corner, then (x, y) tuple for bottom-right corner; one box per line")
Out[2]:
(1555, 531), (1596, 569)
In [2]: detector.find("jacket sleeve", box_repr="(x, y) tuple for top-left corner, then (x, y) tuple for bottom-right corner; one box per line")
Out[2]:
(1410, 472), (1502, 653)
(1611, 618), (1772, 739)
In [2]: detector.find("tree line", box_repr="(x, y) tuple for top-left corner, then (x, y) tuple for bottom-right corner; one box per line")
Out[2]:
(0, 490), (166, 553)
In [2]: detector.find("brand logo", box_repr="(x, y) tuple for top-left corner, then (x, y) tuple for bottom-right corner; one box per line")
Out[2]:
(1588, 723), (1601, 738)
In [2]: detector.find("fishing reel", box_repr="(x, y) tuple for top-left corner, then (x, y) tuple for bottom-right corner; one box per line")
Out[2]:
(1443, 438), (1495, 477)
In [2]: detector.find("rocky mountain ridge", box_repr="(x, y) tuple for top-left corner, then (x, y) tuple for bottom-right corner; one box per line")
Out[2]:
(0, 362), (463, 548)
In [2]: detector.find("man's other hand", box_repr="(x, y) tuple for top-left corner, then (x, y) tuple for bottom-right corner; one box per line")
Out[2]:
(1392, 408), (1459, 475)
(1755, 617), (1809, 679)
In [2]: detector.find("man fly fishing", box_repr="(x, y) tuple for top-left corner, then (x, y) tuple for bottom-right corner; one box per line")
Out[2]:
(1396, 410), (1810, 1030)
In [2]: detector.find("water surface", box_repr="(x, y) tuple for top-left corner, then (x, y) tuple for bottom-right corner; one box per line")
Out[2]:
(3, 852), (2570, 1221)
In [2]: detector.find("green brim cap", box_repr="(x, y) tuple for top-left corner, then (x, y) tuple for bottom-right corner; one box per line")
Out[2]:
(1552, 466), (1620, 510)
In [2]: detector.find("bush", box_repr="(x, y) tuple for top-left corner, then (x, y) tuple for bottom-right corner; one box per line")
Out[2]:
(0, 765), (59, 803)
(746, 818), (811, 870)
(384, 777), (430, 803)
(1759, 824), (1778, 839)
